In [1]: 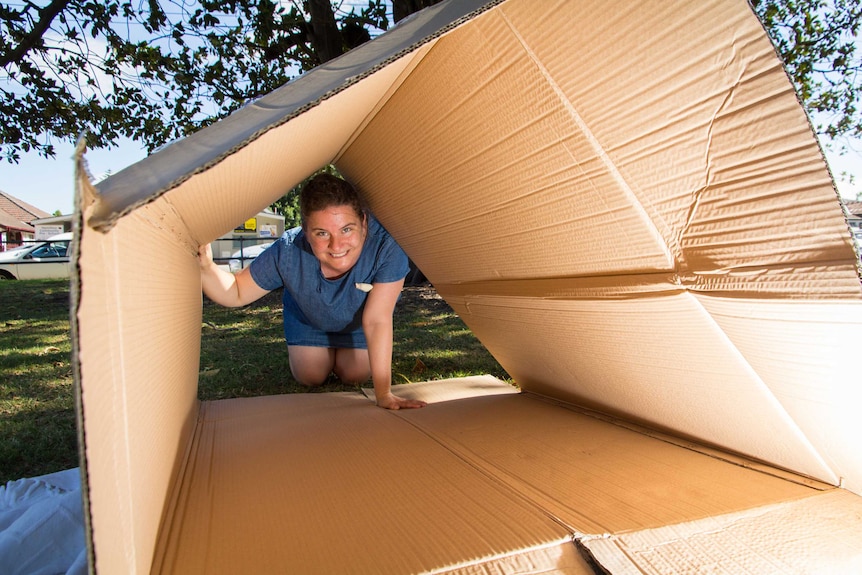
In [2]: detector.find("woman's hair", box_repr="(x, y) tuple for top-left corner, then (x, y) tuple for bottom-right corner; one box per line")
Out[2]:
(300, 173), (365, 224)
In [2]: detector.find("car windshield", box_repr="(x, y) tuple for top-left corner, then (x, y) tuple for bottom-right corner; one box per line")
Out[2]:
(30, 241), (68, 258)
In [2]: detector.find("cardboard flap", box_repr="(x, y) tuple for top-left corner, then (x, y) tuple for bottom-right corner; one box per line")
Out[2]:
(152, 378), (858, 573)
(361, 374), (520, 403)
(583, 489), (862, 574)
(336, 0), (862, 491)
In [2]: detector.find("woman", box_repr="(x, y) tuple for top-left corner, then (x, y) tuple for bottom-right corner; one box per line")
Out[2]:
(199, 173), (426, 410)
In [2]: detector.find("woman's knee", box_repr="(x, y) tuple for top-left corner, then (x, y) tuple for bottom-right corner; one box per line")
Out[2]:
(288, 346), (334, 386)
(333, 348), (371, 384)
(292, 369), (329, 387)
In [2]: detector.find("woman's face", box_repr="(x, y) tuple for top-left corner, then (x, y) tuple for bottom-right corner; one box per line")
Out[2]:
(304, 205), (368, 279)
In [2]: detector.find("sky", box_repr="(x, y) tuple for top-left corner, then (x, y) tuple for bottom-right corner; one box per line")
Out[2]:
(1, 131), (860, 217)
(0, 138), (146, 215)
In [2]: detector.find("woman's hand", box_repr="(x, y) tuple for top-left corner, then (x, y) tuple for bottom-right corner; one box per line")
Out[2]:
(376, 392), (427, 410)
(199, 243), (215, 270)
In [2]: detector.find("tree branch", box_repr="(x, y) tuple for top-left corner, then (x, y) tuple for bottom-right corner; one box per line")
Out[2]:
(1, 0), (73, 68)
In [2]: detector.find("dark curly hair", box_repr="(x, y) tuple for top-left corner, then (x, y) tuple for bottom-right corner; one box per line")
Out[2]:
(300, 173), (365, 225)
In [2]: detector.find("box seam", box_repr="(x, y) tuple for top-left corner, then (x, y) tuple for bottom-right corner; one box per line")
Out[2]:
(149, 400), (206, 575)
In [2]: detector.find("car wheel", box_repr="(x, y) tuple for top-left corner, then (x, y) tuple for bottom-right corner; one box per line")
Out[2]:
(0, 270), (15, 280)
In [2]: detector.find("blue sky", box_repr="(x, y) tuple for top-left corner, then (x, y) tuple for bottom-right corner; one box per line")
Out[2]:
(0, 138), (147, 215)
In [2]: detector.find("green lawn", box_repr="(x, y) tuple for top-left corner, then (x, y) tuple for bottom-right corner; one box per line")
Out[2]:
(0, 279), (509, 483)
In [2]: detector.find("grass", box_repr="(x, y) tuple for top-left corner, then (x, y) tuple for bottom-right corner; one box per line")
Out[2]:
(0, 280), (76, 483)
(1, 279), (509, 484)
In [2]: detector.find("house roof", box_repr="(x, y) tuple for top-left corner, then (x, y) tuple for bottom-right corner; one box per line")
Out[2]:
(0, 190), (51, 233)
(844, 200), (862, 218)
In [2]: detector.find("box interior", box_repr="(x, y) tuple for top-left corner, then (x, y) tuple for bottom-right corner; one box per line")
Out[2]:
(72, 0), (862, 573)
(153, 377), (861, 574)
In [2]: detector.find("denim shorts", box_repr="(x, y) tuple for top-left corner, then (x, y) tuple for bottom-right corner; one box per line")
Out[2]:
(281, 289), (368, 349)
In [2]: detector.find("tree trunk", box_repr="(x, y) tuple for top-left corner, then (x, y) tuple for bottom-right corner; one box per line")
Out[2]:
(305, 0), (343, 64)
(392, 0), (445, 24)
(0, 0), (71, 67)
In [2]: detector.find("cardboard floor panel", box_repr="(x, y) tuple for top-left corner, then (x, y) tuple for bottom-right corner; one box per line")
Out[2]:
(154, 389), (590, 575)
(388, 389), (822, 536)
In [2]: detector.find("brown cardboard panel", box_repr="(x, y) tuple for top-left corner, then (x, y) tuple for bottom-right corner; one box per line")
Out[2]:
(340, 0), (862, 296)
(699, 295), (862, 494)
(584, 489), (862, 574)
(339, 3), (675, 283)
(154, 391), (590, 574)
(437, 292), (837, 484)
(497, 1), (859, 281)
(75, 205), (203, 574)
(388, 390), (821, 536)
(75, 48), (432, 575)
(72, 0), (862, 572)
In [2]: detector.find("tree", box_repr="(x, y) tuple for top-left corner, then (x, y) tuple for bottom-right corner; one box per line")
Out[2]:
(752, 0), (861, 141)
(0, 0), (859, 166)
(753, 0), (862, 199)
(0, 0), (438, 163)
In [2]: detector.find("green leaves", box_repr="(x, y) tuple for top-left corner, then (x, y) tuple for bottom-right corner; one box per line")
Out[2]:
(0, 0), (427, 164)
(752, 0), (862, 139)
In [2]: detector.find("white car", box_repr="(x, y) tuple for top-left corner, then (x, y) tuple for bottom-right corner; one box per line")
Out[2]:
(0, 232), (72, 280)
(229, 241), (274, 272)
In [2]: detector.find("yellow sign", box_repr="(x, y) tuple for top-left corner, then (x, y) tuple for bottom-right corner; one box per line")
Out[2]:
(234, 218), (257, 233)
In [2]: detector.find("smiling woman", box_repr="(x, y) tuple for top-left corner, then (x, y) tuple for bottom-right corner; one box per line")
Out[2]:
(198, 172), (427, 410)
(304, 205), (367, 279)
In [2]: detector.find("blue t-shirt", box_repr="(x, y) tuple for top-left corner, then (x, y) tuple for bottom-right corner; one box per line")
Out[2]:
(249, 214), (409, 348)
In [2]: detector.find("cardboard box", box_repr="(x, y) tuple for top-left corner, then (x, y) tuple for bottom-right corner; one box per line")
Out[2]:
(72, 0), (862, 572)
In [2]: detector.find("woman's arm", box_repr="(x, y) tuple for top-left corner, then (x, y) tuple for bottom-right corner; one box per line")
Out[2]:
(199, 243), (270, 307)
(362, 278), (426, 410)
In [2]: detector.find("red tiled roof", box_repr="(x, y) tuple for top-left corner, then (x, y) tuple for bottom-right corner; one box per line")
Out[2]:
(844, 201), (862, 217)
(0, 210), (34, 232)
(0, 190), (50, 232)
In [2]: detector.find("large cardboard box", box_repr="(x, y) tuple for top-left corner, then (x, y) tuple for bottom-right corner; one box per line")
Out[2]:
(72, 0), (862, 573)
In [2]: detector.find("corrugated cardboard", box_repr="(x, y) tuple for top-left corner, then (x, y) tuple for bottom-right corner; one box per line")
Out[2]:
(153, 383), (591, 574)
(71, 0), (862, 573)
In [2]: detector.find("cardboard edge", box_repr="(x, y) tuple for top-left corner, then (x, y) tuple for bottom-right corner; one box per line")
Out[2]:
(361, 374), (519, 404)
(71, 137), (97, 575)
(426, 536), (597, 575)
(86, 0), (506, 233)
(743, 0), (851, 218)
(148, 402), (205, 574)
(334, 41), (438, 162)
